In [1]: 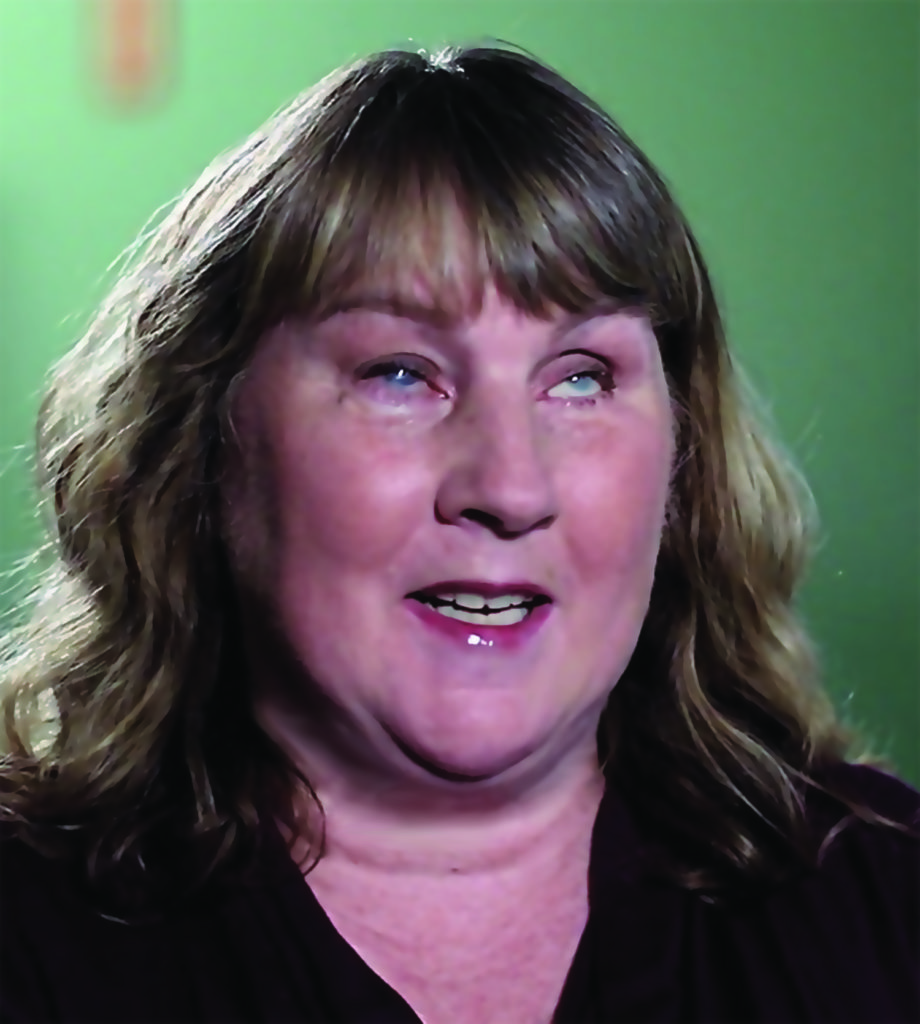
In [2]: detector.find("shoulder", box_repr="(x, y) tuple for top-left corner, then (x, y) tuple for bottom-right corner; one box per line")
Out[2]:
(804, 760), (920, 905)
(811, 759), (920, 824)
(0, 828), (215, 1022)
(701, 765), (919, 1021)
(585, 766), (919, 1021)
(759, 763), (919, 1019)
(805, 760), (920, 881)
(0, 820), (320, 1023)
(0, 829), (82, 1021)
(0, 829), (160, 1022)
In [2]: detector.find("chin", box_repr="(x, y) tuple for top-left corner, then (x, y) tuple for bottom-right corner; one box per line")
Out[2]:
(387, 724), (546, 786)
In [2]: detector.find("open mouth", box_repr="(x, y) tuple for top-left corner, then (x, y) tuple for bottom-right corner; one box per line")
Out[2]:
(407, 588), (552, 628)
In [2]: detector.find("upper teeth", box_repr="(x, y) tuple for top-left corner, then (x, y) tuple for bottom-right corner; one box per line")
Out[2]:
(440, 592), (530, 611)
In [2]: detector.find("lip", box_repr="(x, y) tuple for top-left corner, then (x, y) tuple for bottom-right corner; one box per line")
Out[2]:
(404, 592), (553, 652)
(406, 579), (554, 601)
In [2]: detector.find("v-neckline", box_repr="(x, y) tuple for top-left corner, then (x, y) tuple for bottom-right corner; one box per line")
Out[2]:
(255, 781), (679, 1023)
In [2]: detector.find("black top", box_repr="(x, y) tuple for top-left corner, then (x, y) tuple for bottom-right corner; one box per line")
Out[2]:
(1, 763), (918, 1023)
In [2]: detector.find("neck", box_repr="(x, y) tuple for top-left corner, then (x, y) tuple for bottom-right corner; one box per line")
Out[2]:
(257, 691), (604, 883)
(249, 629), (607, 881)
(302, 746), (605, 880)
(288, 735), (604, 1024)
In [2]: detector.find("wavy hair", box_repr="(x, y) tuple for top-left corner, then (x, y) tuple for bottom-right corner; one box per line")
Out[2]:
(0, 44), (865, 904)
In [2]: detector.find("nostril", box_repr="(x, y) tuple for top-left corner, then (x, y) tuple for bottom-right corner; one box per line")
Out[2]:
(459, 507), (555, 539)
(461, 508), (504, 531)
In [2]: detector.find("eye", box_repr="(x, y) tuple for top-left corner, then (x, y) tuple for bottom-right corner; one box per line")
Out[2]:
(357, 357), (447, 400)
(363, 361), (427, 388)
(546, 367), (615, 402)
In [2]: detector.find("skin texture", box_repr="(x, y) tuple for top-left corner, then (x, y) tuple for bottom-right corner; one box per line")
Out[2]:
(222, 281), (675, 1023)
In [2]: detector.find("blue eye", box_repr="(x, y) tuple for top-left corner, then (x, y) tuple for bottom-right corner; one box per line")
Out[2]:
(357, 358), (448, 404)
(547, 369), (614, 401)
(362, 361), (428, 389)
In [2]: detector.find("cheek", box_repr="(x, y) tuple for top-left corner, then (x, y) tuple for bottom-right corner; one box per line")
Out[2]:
(560, 419), (673, 584)
(252, 415), (436, 573)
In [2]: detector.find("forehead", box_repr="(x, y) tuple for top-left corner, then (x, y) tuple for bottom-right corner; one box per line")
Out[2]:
(312, 201), (489, 324)
(321, 280), (640, 341)
(297, 180), (606, 323)
(323, 272), (483, 329)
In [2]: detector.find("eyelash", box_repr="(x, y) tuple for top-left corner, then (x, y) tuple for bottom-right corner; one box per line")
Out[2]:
(359, 359), (443, 393)
(357, 359), (616, 402)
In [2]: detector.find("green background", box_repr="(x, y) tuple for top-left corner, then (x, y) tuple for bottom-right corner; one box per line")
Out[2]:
(0, 0), (917, 783)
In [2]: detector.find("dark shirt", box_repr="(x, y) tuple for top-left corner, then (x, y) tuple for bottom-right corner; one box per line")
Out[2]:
(1, 763), (918, 1023)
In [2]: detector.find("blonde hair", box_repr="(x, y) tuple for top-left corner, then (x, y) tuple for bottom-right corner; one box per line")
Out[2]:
(1, 44), (860, 902)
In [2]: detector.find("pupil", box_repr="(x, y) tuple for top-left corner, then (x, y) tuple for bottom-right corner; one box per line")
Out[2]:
(390, 368), (415, 386)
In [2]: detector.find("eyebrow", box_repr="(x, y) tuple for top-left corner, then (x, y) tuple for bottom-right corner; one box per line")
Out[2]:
(324, 293), (461, 328)
(323, 292), (640, 339)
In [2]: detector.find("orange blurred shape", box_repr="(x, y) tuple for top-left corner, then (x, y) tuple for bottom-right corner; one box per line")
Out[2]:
(95, 0), (174, 106)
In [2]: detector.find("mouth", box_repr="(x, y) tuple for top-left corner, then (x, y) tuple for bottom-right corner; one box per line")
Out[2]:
(406, 582), (553, 629)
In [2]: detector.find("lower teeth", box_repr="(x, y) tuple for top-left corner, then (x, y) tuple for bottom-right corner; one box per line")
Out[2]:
(433, 605), (528, 626)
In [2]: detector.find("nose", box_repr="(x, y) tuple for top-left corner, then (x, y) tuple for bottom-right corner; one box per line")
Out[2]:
(434, 393), (559, 539)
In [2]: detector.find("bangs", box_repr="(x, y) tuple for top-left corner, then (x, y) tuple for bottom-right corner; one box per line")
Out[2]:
(245, 47), (698, 331)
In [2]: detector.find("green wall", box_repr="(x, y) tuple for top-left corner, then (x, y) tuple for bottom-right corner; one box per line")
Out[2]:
(1, 0), (917, 784)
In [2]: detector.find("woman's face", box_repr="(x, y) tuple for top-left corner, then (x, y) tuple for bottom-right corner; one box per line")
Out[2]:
(224, 282), (674, 784)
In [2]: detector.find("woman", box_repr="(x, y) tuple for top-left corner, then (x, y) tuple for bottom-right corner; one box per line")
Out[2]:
(0, 44), (917, 1024)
